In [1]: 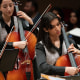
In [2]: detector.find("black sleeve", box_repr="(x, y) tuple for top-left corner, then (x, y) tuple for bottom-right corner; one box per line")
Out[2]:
(36, 43), (65, 76)
(21, 19), (38, 37)
(21, 18), (32, 31)
(0, 41), (14, 50)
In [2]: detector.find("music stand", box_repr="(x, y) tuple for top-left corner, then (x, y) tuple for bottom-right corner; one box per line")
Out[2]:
(67, 28), (80, 44)
(0, 49), (18, 72)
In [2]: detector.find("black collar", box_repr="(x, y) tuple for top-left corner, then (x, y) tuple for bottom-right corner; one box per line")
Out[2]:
(0, 15), (14, 27)
(0, 15), (14, 33)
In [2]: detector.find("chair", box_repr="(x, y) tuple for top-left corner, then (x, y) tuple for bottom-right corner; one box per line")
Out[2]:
(32, 56), (41, 80)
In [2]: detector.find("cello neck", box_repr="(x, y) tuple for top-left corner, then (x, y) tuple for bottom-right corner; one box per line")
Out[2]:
(15, 3), (28, 53)
(61, 23), (77, 66)
(15, 4), (25, 41)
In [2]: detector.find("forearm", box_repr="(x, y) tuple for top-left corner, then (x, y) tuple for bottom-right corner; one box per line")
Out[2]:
(38, 62), (65, 75)
(0, 42), (14, 50)
(25, 16), (33, 25)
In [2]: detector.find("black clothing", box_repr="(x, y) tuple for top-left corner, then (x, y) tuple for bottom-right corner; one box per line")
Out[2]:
(0, 16), (14, 33)
(36, 42), (65, 76)
(35, 38), (78, 76)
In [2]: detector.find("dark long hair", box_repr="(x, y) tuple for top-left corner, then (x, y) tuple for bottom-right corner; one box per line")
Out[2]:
(67, 10), (80, 31)
(0, 0), (14, 4)
(0, 0), (3, 4)
(50, 7), (64, 21)
(38, 12), (62, 52)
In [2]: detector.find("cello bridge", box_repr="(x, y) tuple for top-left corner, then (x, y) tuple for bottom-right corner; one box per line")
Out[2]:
(21, 60), (30, 65)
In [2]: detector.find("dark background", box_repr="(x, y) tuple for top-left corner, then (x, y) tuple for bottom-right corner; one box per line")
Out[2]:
(19, 0), (80, 13)
(17, 0), (80, 22)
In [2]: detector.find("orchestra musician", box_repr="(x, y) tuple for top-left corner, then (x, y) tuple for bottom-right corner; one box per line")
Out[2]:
(0, 0), (34, 79)
(0, 0), (33, 50)
(35, 12), (79, 76)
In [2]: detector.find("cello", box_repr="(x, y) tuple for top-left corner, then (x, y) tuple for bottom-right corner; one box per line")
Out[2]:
(6, 1), (36, 80)
(0, 1), (52, 79)
(6, 2), (52, 80)
(0, 0), (36, 80)
(55, 22), (80, 76)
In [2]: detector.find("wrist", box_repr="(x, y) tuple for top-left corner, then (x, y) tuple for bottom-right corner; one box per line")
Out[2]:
(13, 42), (16, 47)
(25, 17), (33, 25)
(65, 67), (68, 73)
(13, 42), (18, 47)
(29, 18), (34, 25)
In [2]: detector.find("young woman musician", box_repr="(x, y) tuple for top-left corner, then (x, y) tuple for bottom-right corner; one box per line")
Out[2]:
(36, 12), (79, 76)
(0, 0), (33, 50)
(0, 0), (34, 79)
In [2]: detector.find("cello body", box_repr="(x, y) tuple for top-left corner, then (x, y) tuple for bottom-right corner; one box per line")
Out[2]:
(55, 54), (80, 76)
(0, 72), (5, 80)
(6, 31), (37, 80)
(7, 31), (37, 60)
